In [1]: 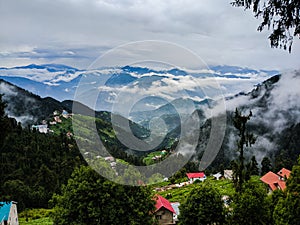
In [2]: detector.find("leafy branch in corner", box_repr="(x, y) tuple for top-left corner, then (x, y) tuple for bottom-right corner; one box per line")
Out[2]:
(232, 0), (300, 52)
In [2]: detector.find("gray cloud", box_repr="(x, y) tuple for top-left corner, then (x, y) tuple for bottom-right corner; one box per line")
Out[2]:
(0, 0), (299, 70)
(209, 70), (300, 162)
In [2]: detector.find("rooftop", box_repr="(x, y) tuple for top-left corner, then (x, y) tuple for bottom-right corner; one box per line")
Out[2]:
(155, 195), (175, 214)
(277, 168), (291, 179)
(186, 172), (206, 179)
(260, 168), (291, 191)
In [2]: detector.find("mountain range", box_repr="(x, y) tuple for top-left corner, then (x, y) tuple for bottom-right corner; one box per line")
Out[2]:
(0, 64), (299, 170)
(0, 64), (278, 112)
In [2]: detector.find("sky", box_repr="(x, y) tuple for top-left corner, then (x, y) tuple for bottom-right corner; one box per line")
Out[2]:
(0, 0), (300, 71)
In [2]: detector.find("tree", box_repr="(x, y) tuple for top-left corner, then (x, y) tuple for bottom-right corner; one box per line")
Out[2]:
(249, 155), (259, 175)
(232, 108), (256, 192)
(51, 166), (156, 225)
(230, 181), (271, 225)
(261, 156), (272, 175)
(268, 189), (285, 224)
(2, 179), (31, 211)
(273, 155), (300, 225)
(0, 94), (9, 148)
(232, 0), (300, 52)
(178, 183), (225, 225)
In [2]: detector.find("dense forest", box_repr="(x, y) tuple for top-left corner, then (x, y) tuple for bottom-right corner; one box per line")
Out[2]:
(0, 94), (85, 210)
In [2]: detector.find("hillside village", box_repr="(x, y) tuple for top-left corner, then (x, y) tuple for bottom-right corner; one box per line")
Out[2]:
(1, 166), (292, 225)
(31, 110), (73, 135)
(0, 81), (299, 224)
(3, 107), (294, 225)
(151, 167), (292, 225)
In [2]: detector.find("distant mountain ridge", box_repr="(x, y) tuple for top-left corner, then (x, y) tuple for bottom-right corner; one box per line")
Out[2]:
(1, 68), (299, 170)
(0, 64), (278, 112)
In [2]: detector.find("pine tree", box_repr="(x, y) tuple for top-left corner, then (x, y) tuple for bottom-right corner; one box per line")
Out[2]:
(249, 156), (259, 176)
(261, 156), (272, 175)
(232, 108), (256, 192)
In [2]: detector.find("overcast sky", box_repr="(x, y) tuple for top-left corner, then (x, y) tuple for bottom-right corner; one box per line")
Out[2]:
(0, 0), (299, 70)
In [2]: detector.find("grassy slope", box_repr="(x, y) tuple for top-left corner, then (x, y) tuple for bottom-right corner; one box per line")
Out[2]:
(19, 217), (53, 225)
(157, 176), (261, 203)
(18, 209), (53, 225)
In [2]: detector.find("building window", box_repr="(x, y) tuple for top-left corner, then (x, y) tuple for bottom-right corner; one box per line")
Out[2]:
(156, 215), (162, 220)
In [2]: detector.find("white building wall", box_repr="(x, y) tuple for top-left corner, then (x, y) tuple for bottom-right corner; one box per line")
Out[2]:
(7, 203), (19, 225)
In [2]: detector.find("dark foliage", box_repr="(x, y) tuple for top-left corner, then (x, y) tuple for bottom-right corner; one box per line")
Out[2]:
(51, 166), (156, 225)
(0, 95), (85, 210)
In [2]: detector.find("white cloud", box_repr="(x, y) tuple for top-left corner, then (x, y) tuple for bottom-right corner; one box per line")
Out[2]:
(0, 0), (299, 70)
(209, 69), (300, 132)
(0, 83), (17, 96)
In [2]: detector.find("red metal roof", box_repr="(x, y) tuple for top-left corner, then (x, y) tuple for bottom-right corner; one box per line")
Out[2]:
(186, 172), (206, 179)
(155, 195), (175, 214)
(277, 168), (291, 179)
(260, 171), (287, 191)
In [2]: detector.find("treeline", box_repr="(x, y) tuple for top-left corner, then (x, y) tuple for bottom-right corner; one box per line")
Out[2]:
(0, 94), (85, 210)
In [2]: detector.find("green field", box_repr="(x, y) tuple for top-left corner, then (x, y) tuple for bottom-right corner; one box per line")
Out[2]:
(156, 175), (262, 203)
(18, 209), (53, 225)
(19, 217), (53, 225)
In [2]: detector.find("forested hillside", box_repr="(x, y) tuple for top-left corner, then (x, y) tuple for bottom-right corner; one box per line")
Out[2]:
(0, 94), (84, 210)
(192, 74), (300, 173)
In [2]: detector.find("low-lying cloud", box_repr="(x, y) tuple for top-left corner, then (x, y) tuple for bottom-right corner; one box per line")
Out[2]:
(208, 69), (300, 163)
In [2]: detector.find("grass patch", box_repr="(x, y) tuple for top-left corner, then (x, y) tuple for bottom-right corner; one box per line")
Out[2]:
(157, 175), (263, 203)
(19, 208), (53, 220)
(19, 209), (53, 225)
(19, 217), (53, 225)
(158, 177), (236, 203)
(143, 151), (168, 165)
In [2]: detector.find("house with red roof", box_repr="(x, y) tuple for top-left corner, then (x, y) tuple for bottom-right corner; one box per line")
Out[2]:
(154, 195), (176, 225)
(186, 172), (206, 183)
(277, 168), (291, 180)
(260, 168), (291, 192)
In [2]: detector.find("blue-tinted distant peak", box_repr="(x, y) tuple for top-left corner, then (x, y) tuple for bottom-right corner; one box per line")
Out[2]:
(10, 63), (79, 72)
(166, 68), (188, 76)
(121, 65), (156, 74)
(41, 64), (79, 72)
(121, 65), (189, 76)
(13, 64), (45, 70)
(210, 65), (259, 74)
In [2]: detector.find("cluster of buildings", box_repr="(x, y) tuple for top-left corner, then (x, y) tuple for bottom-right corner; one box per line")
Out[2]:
(151, 150), (168, 161)
(104, 156), (117, 169)
(153, 167), (292, 225)
(31, 110), (73, 134)
(51, 110), (73, 125)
